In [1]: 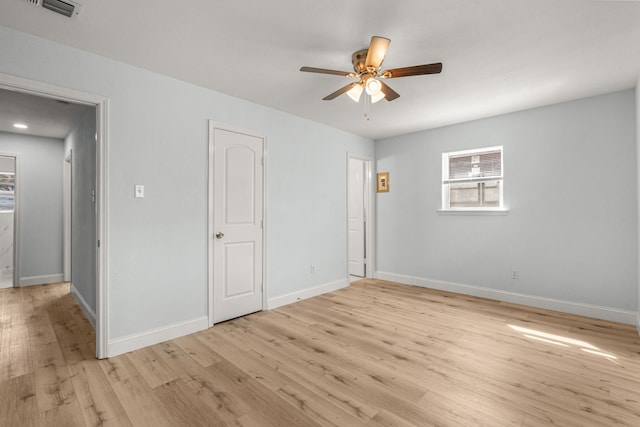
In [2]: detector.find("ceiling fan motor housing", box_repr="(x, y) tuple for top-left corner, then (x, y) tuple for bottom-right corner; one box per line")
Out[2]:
(352, 49), (371, 74)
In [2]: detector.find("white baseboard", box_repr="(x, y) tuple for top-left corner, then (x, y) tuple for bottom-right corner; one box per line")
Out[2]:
(376, 271), (637, 325)
(107, 316), (208, 358)
(19, 274), (64, 287)
(636, 312), (640, 335)
(70, 283), (96, 328)
(267, 278), (350, 310)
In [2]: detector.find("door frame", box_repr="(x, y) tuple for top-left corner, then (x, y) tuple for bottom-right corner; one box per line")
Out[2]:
(347, 153), (375, 279)
(0, 72), (110, 359)
(207, 121), (267, 327)
(63, 150), (72, 282)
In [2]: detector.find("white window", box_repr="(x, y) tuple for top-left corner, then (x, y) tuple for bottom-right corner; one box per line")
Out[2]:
(442, 146), (503, 210)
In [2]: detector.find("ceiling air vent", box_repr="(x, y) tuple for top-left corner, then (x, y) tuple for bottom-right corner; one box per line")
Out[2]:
(41, 0), (82, 18)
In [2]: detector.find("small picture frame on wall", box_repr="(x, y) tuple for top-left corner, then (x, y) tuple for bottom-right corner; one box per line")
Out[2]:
(377, 172), (389, 193)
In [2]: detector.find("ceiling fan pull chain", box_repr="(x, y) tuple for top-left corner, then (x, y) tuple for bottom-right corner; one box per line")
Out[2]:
(364, 92), (370, 120)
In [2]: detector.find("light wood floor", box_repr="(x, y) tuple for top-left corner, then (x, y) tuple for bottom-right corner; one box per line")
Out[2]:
(2, 280), (640, 426)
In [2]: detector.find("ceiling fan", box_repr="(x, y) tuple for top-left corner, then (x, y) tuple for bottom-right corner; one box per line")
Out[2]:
(300, 36), (442, 103)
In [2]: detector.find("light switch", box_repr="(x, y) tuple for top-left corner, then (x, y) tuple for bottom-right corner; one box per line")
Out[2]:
(135, 184), (144, 198)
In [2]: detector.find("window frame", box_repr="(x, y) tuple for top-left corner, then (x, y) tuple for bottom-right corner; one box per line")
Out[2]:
(440, 145), (506, 213)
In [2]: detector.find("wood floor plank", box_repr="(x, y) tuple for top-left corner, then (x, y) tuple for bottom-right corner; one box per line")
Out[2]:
(173, 333), (222, 368)
(0, 373), (38, 427)
(68, 360), (133, 426)
(38, 398), (86, 427)
(2, 280), (640, 426)
(204, 359), (325, 427)
(179, 361), (252, 424)
(98, 353), (140, 384)
(111, 374), (176, 427)
(0, 315), (33, 381)
(125, 345), (182, 389)
(366, 409), (419, 427)
(33, 362), (76, 413)
(153, 378), (231, 426)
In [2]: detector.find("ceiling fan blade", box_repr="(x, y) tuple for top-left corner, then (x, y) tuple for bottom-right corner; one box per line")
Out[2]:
(364, 36), (391, 71)
(300, 67), (354, 77)
(379, 81), (400, 101)
(382, 63), (443, 78)
(323, 82), (358, 100)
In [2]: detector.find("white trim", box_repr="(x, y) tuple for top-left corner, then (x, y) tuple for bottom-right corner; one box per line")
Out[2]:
(96, 98), (109, 359)
(262, 137), (269, 312)
(347, 152), (375, 279)
(376, 271), (637, 325)
(437, 209), (509, 216)
(207, 125), (214, 326)
(70, 283), (96, 327)
(0, 72), (110, 359)
(636, 312), (640, 335)
(63, 150), (72, 282)
(207, 121), (267, 327)
(107, 316), (208, 358)
(19, 274), (64, 287)
(267, 278), (349, 310)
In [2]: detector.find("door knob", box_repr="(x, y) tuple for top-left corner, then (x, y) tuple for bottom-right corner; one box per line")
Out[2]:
(215, 232), (224, 239)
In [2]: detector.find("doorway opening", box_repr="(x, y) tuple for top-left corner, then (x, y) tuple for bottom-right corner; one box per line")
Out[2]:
(0, 73), (109, 358)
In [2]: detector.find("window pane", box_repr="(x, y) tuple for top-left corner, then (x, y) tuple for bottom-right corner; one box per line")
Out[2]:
(450, 182), (480, 207)
(482, 180), (501, 207)
(449, 180), (501, 208)
(449, 150), (502, 180)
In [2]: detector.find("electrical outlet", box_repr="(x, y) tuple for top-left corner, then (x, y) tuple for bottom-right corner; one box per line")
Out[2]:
(310, 265), (316, 274)
(511, 270), (519, 279)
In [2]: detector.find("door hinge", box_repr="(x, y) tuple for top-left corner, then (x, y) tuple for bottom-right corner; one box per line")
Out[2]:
(97, 240), (100, 248)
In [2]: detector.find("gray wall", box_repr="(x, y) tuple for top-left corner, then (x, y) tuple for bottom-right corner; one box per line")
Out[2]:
(376, 90), (638, 316)
(0, 131), (64, 284)
(65, 107), (97, 319)
(0, 25), (374, 349)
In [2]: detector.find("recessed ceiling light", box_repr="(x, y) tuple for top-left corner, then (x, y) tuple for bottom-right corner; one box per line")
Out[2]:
(13, 123), (28, 129)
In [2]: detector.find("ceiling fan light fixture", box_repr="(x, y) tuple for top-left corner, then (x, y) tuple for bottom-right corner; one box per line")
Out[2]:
(365, 77), (382, 96)
(346, 83), (363, 102)
(370, 91), (385, 104)
(300, 35), (443, 103)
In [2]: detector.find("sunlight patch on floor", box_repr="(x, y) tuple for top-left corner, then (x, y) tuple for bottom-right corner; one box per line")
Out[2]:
(508, 324), (617, 360)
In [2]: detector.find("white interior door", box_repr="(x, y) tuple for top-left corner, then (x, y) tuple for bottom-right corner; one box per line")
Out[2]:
(0, 155), (15, 289)
(211, 125), (264, 324)
(348, 158), (366, 277)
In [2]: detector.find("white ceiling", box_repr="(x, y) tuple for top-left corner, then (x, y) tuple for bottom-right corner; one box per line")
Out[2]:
(0, 88), (89, 139)
(2, 0), (640, 140)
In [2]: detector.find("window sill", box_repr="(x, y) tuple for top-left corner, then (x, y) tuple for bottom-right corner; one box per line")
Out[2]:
(437, 209), (509, 216)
